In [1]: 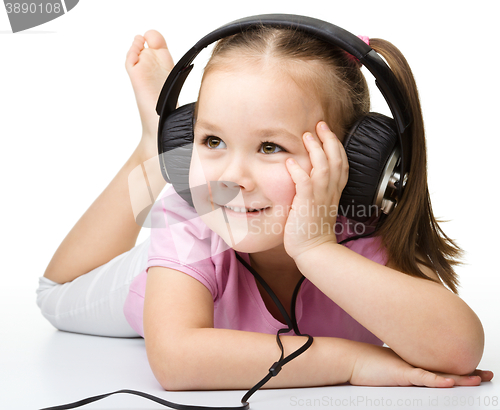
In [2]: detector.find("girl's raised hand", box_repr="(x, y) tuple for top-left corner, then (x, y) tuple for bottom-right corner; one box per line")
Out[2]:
(284, 121), (349, 261)
(351, 343), (494, 388)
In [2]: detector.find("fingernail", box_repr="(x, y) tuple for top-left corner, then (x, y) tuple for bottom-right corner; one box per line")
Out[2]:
(320, 122), (330, 131)
(305, 133), (314, 141)
(287, 158), (296, 165)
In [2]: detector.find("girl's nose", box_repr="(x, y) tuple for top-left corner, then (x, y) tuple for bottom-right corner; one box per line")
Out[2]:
(209, 161), (254, 208)
(217, 180), (242, 190)
(210, 180), (242, 208)
(217, 159), (255, 192)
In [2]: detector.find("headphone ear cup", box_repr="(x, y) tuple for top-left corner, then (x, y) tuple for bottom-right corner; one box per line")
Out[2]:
(159, 102), (196, 207)
(339, 113), (398, 222)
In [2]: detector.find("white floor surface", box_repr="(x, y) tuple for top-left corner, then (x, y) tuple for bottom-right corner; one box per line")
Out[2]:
(2, 283), (498, 410)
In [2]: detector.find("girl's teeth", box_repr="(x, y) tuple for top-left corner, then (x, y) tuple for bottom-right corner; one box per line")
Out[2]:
(225, 206), (261, 213)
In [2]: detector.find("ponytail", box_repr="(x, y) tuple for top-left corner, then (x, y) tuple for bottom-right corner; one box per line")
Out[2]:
(369, 39), (462, 293)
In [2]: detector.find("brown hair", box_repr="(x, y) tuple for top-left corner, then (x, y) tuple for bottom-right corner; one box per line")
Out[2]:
(197, 25), (370, 138)
(369, 38), (462, 293)
(197, 26), (462, 293)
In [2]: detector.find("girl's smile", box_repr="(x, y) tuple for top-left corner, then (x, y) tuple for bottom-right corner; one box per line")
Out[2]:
(189, 61), (324, 253)
(219, 204), (271, 216)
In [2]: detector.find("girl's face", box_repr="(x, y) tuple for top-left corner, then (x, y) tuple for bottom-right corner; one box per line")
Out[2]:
(189, 62), (324, 253)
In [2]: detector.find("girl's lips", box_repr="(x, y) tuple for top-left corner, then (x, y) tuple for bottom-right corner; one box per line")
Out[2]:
(220, 205), (270, 218)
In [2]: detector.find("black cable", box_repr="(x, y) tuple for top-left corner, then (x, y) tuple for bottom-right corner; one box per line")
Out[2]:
(235, 253), (314, 405)
(39, 390), (249, 410)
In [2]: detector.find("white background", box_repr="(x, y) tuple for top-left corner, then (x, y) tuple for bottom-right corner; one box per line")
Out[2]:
(1, 1), (499, 409)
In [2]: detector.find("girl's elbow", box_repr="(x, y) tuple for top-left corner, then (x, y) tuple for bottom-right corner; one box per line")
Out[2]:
(158, 373), (187, 392)
(152, 353), (198, 391)
(148, 342), (204, 391)
(146, 340), (189, 391)
(159, 364), (210, 391)
(152, 355), (191, 391)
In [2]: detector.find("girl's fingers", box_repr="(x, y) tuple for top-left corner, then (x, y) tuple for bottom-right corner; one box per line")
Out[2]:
(406, 368), (455, 388)
(286, 158), (314, 202)
(315, 122), (338, 162)
(431, 369), (493, 386)
(406, 368), (488, 388)
(302, 132), (330, 186)
(336, 133), (350, 186)
(302, 122), (346, 184)
(449, 375), (483, 386)
(315, 122), (343, 170)
(315, 122), (348, 184)
(469, 369), (494, 382)
(291, 121), (349, 205)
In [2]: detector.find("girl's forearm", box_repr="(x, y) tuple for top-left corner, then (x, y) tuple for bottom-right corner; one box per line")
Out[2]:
(294, 243), (484, 375)
(147, 328), (361, 391)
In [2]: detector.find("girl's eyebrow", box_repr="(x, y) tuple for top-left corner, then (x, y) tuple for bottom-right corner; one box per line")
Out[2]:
(195, 120), (222, 133)
(195, 120), (301, 141)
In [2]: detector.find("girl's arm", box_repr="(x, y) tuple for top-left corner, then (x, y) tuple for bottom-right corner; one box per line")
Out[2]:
(143, 266), (485, 391)
(293, 243), (484, 376)
(144, 266), (352, 390)
(284, 122), (484, 377)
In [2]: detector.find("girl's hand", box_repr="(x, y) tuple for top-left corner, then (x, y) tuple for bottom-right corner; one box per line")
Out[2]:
(351, 343), (494, 388)
(284, 121), (349, 261)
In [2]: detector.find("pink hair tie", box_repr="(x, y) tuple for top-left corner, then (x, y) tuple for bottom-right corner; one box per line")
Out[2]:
(357, 35), (370, 46)
(347, 36), (370, 66)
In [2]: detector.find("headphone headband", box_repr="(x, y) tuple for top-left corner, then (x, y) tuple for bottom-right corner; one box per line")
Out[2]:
(156, 14), (413, 195)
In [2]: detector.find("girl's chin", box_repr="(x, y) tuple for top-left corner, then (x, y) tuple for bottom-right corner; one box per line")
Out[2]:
(225, 239), (283, 254)
(198, 211), (286, 252)
(213, 229), (282, 253)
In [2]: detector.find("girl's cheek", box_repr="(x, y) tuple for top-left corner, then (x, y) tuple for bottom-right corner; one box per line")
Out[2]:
(189, 149), (217, 214)
(189, 148), (213, 188)
(273, 156), (312, 204)
(296, 155), (313, 175)
(262, 165), (297, 204)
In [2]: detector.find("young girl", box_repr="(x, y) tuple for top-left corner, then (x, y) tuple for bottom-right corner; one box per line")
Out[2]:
(37, 21), (493, 392)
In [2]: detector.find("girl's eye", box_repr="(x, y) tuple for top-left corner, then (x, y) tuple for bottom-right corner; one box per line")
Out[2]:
(204, 136), (226, 149)
(201, 136), (285, 154)
(260, 142), (284, 154)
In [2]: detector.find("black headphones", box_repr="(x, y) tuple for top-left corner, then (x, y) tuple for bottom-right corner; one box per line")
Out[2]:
(155, 14), (413, 223)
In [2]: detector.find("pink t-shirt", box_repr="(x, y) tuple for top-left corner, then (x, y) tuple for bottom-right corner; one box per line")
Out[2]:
(124, 185), (387, 345)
